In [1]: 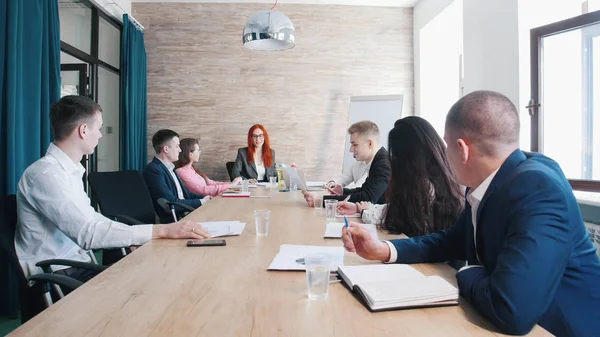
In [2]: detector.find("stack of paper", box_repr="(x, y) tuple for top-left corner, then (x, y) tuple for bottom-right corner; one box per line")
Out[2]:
(200, 221), (246, 238)
(222, 192), (251, 198)
(324, 223), (378, 239)
(337, 264), (458, 312)
(267, 244), (345, 271)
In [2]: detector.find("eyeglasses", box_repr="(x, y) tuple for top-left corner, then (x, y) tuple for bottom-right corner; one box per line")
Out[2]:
(251, 134), (264, 140)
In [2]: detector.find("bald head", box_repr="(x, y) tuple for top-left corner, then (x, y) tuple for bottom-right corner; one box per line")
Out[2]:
(445, 90), (519, 157)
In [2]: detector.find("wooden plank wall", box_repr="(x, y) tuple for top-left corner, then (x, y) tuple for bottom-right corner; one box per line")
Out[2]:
(133, 3), (413, 181)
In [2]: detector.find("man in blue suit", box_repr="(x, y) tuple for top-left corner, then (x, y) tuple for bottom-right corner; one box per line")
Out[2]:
(342, 91), (600, 336)
(144, 129), (210, 223)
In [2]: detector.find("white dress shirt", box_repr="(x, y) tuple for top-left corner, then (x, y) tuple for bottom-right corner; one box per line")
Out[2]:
(156, 157), (185, 199)
(256, 163), (266, 181)
(334, 160), (371, 188)
(15, 143), (153, 278)
(384, 169), (499, 266)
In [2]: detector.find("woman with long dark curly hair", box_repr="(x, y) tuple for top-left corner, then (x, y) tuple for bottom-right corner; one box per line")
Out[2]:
(338, 116), (464, 237)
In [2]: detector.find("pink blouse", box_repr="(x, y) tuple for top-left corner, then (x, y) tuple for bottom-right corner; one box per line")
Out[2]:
(176, 165), (231, 197)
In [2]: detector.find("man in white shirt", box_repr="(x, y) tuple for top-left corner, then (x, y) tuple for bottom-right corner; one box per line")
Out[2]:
(15, 95), (210, 282)
(143, 129), (211, 223)
(326, 160), (370, 189)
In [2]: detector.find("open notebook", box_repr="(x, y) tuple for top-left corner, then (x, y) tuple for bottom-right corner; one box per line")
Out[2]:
(337, 264), (458, 312)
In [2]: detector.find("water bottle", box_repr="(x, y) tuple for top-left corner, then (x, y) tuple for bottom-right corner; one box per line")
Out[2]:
(292, 183), (298, 192)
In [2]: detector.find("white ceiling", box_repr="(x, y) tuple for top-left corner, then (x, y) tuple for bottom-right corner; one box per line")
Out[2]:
(131, 0), (421, 7)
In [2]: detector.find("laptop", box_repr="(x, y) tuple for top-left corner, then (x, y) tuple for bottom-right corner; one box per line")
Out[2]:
(283, 167), (323, 191)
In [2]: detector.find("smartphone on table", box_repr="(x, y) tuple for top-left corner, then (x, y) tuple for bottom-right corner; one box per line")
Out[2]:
(186, 239), (227, 247)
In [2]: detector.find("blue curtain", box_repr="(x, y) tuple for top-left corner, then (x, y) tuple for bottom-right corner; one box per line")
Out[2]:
(0, 0), (60, 319)
(120, 14), (148, 172)
(0, 0), (60, 196)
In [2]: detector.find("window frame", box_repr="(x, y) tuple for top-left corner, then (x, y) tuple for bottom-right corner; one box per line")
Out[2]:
(530, 10), (600, 192)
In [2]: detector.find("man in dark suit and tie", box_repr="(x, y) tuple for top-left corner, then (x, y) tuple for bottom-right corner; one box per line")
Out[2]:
(144, 129), (210, 223)
(342, 91), (600, 337)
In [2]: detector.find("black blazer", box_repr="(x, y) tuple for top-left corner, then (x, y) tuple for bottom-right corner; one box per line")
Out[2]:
(231, 147), (276, 182)
(143, 157), (205, 223)
(325, 147), (390, 204)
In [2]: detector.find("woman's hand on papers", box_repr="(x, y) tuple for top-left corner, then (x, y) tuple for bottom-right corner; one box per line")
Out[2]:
(342, 223), (390, 261)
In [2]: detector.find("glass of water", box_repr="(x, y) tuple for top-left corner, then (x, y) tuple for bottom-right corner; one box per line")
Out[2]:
(242, 179), (249, 193)
(305, 253), (331, 300)
(269, 176), (278, 189)
(254, 210), (270, 236)
(313, 192), (323, 209)
(324, 199), (338, 222)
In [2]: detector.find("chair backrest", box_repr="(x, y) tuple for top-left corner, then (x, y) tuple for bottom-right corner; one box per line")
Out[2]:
(0, 194), (47, 322)
(88, 170), (156, 224)
(226, 161), (235, 181)
(0, 195), (27, 286)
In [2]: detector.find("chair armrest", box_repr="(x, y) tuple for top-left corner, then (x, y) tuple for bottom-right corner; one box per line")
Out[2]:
(29, 273), (83, 291)
(167, 201), (196, 212)
(36, 259), (108, 274)
(114, 214), (145, 225)
(157, 198), (196, 213)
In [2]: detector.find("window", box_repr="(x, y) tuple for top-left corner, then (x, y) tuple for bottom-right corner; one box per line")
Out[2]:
(530, 11), (600, 191)
(58, 0), (122, 184)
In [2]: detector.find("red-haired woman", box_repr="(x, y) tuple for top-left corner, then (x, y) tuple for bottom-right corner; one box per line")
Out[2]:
(231, 124), (276, 182)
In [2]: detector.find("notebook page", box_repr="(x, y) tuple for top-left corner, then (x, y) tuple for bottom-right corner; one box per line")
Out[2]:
(360, 276), (458, 309)
(338, 264), (424, 288)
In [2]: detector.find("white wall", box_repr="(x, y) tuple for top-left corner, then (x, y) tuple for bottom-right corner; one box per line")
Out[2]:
(413, 0), (455, 118)
(462, 0), (520, 109)
(414, 0), (462, 136)
(414, 0), (520, 138)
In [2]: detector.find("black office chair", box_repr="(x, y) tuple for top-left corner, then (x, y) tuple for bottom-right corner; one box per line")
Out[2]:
(0, 195), (103, 323)
(88, 170), (194, 224)
(226, 161), (235, 181)
(88, 170), (158, 264)
(88, 170), (157, 225)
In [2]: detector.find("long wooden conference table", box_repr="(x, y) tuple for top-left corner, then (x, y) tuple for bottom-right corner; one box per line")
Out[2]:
(11, 187), (550, 336)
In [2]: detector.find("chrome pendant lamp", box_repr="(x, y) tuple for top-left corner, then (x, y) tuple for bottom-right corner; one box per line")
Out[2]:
(242, 0), (295, 51)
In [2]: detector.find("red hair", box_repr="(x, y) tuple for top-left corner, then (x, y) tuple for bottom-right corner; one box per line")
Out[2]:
(247, 124), (273, 167)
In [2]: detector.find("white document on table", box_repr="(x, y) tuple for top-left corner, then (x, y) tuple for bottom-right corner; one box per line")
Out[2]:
(200, 221), (246, 238)
(267, 244), (345, 271)
(324, 223), (378, 239)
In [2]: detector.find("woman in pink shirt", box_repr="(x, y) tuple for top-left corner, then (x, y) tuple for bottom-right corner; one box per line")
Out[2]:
(176, 138), (242, 196)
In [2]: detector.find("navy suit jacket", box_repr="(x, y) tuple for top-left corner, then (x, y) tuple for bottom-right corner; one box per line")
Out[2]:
(390, 150), (600, 336)
(143, 157), (205, 223)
